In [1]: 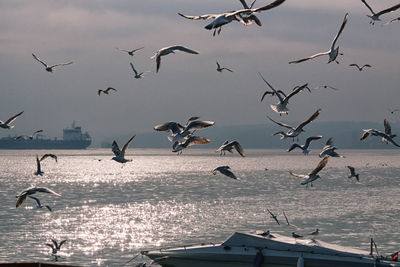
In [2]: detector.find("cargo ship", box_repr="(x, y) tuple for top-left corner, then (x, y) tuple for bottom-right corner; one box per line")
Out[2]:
(0, 122), (91, 149)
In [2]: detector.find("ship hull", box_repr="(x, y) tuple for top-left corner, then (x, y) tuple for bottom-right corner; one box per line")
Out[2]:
(0, 138), (91, 149)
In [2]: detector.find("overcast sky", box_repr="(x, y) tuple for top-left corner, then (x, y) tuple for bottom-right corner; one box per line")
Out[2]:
(1, 0), (400, 142)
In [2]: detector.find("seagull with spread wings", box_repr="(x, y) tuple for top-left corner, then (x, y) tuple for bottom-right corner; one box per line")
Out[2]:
(16, 187), (61, 208)
(289, 13), (348, 64)
(361, 0), (400, 25)
(216, 140), (245, 157)
(111, 135), (136, 163)
(349, 63), (371, 71)
(216, 61), (233, 73)
(0, 111), (24, 129)
(212, 166), (238, 180)
(130, 63), (150, 79)
(151, 45), (199, 73)
(361, 129), (400, 147)
(319, 137), (343, 158)
(289, 156), (329, 186)
(116, 47), (144, 56)
(15, 130), (43, 140)
(97, 87), (117, 96)
(287, 136), (323, 155)
(172, 135), (211, 154)
(32, 53), (73, 72)
(347, 166), (359, 182)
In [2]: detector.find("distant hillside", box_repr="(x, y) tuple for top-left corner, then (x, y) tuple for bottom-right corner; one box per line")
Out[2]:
(96, 121), (400, 149)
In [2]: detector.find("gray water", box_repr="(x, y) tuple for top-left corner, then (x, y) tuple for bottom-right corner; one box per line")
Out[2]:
(0, 149), (399, 266)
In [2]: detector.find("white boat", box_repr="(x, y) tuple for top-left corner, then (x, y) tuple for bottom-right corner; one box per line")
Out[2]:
(141, 232), (400, 267)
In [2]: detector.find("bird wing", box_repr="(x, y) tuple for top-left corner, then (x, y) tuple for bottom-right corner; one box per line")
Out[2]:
(170, 46), (199, 55)
(331, 13), (349, 50)
(40, 153), (58, 162)
(347, 166), (355, 175)
(282, 83), (308, 105)
(375, 3), (400, 17)
(308, 156), (329, 176)
(258, 72), (284, 102)
(97, 90), (103, 96)
(304, 136), (323, 148)
(295, 108), (321, 131)
(178, 13), (219, 20)
(156, 54), (161, 73)
(111, 141), (122, 156)
(16, 194), (27, 208)
(185, 136), (211, 147)
(32, 53), (48, 67)
(186, 116), (201, 126)
(49, 62), (73, 69)
(154, 122), (182, 134)
(288, 171), (308, 179)
(4, 111), (24, 125)
(36, 155), (41, 172)
(260, 91), (274, 102)
(37, 187), (61, 196)
(349, 63), (360, 70)
(106, 87), (117, 93)
(289, 51), (330, 64)
(360, 130), (371, 141)
(116, 48), (130, 53)
(28, 195), (41, 206)
(32, 129), (43, 136)
(216, 61), (221, 69)
(221, 67), (234, 72)
(283, 210), (290, 225)
(288, 143), (302, 152)
(121, 135), (136, 155)
(267, 116), (293, 129)
(231, 141), (245, 157)
(130, 63), (138, 75)
(219, 167), (237, 179)
(228, 0), (286, 16)
(131, 47), (144, 53)
(361, 0), (375, 15)
(15, 135), (27, 140)
(384, 119), (392, 135)
(185, 120), (215, 132)
(59, 239), (68, 248)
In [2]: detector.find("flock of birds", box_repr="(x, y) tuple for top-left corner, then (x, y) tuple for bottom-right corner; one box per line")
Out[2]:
(3, 0), (400, 262)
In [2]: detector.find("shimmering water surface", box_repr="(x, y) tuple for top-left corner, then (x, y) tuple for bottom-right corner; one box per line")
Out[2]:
(0, 149), (399, 266)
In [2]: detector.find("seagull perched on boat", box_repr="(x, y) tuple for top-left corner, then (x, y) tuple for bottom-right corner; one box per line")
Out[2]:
(151, 45), (199, 73)
(111, 135), (136, 163)
(216, 140), (245, 157)
(46, 239), (67, 254)
(349, 63), (371, 71)
(34, 155), (44, 176)
(287, 136), (323, 155)
(40, 153), (58, 162)
(216, 61), (233, 73)
(258, 72), (309, 115)
(15, 130), (43, 140)
(28, 196), (52, 211)
(130, 63), (150, 79)
(361, 0), (400, 25)
(97, 87), (117, 96)
(116, 47), (144, 56)
(289, 156), (329, 186)
(319, 138), (343, 158)
(268, 109), (321, 140)
(292, 232), (303, 239)
(32, 53), (73, 72)
(0, 111), (24, 129)
(308, 229), (319, 237)
(178, 0), (286, 36)
(289, 13), (348, 64)
(212, 166), (238, 180)
(360, 129), (400, 147)
(267, 209), (280, 225)
(16, 187), (61, 208)
(172, 135), (211, 154)
(347, 166), (359, 182)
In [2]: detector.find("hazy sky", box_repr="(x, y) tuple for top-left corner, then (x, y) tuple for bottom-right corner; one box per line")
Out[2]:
(1, 0), (400, 142)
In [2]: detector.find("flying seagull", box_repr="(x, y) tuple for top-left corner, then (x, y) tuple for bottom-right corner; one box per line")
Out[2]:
(172, 135), (211, 154)
(287, 136), (323, 155)
(130, 63), (150, 79)
(32, 53), (73, 72)
(289, 13), (349, 64)
(212, 166), (238, 179)
(361, 0), (400, 25)
(46, 239), (67, 254)
(349, 63), (371, 71)
(97, 87), (117, 96)
(267, 209), (280, 225)
(312, 85), (339, 91)
(40, 153), (58, 162)
(151, 45), (199, 73)
(216, 61), (233, 73)
(178, 0), (286, 36)
(347, 166), (359, 182)
(319, 137), (343, 158)
(216, 140), (245, 157)
(16, 187), (61, 208)
(15, 129), (43, 140)
(360, 129), (400, 147)
(258, 72), (309, 114)
(116, 47), (144, 56)
(289, 156), (329, 186)
(28, 196), (52, 211)
(0, 111), (24, 129)
(268, 109), (321, 140)
(34, 155), (44, 176)
(111, 135), (136, 163)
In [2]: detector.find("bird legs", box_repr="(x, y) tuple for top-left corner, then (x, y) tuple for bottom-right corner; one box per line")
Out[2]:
(213, 27), (222, 36)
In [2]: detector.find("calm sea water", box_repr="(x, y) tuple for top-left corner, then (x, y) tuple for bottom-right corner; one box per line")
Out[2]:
(0, 149), (399, 266)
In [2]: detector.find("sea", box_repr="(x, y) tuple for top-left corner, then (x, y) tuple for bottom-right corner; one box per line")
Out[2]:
(0, 149), (399, 266)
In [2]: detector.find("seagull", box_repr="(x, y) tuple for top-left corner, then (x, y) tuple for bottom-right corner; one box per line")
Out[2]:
(34, 155), (44, 176)
(130, 63), (150, 79)
(268, 109), (321, 140)
(312, 85), (339, 91)
(384, 16), (400, 25)
(258, 230), (275, 238)
(178, 0), (286, 36)
(97, 87), (117, 96)
(172, 135), (211, 154)
(360, 129), (400, 147)
(361, 0), (400, 25)
(216, 61), (233, 73)
(151, 45), (199, 73)
(319, 137), (343, 158)
(267, 209), (280, 225)
(347, 166), (359, 182)
(28, 196), (52, 211)
(16, 187), (61, 208)
(112, 135), (136, 163)
(349, 63), (371, 71)
(32, 53), (73, 72)
(383, 119), (396, 144)
(0, 111), (24, 129)
(258, 72), (309, 114)
(287, 136), (323, 155)
(388, 108), (400, 114)
(289, 13), (348, 64)
(216, 140), (245, 157)
(308, 229), (319, 236)
(46, 239), (67, 254)
(289, 156), (329, 186)
(14, 130), (43, 140)
(212, 166), (238, 179)
(116, 47), (144, 56)
(40, 153), (58, 162)
(292, 232), (303, 238)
